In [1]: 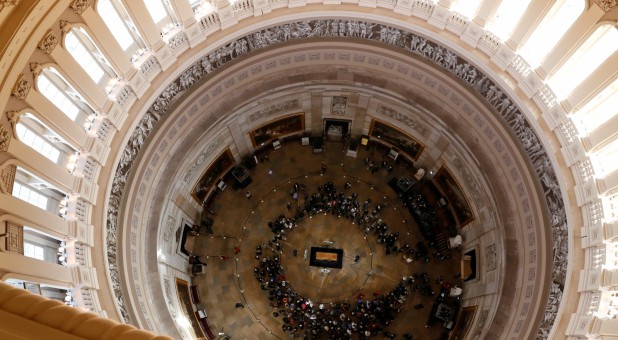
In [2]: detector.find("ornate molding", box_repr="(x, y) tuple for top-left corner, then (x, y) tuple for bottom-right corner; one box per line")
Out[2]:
(331, 96), (347, 115)
(595, 0), (616, 11)
(11, 74), (31, 100)
(105, 20), (568, 336)
(486, 244), (497, 271)
(452, 157), (485, 208)
(37, 30), (59, 54)
(0, 164), (16, 195)
(5, 111), (19, 130)
(30, 62), (43, 78)
(59, 20), (72, 36)
(0, 125), (11, 152)
(70, 0), (90, 14)
(247, 99), (301, 124)
(183, 135), (226, 184)
(0, 0), (18, 11)
(377, 105), (429, 137)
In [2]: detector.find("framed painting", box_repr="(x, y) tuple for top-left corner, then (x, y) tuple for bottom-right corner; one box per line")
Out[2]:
(249, 113), (305, 147)
(191, 148), (234, 204)
(175, 278), (203, 338)
(449, 305), (477, 340)
(369, 120), (424, 160)
(435, 166), (474, 227)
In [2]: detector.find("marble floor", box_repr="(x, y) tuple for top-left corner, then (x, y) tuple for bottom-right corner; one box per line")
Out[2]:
(192, 140), (462, 339)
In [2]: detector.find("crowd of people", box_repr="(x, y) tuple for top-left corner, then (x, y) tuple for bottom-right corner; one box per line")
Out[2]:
(249, 180), (461, 338)
(254, 242), (411, 338)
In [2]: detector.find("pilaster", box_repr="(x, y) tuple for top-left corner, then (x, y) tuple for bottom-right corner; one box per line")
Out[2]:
(563, 53), (618, 113)
(80, 6), (134, 77)
(49, 47), (108, 111)
(167, 0), (204, 47)
(24, 90), (88, 149)
(538, 5), (605, 79)
(121, 0), (176, 71)
(506, 0), (553, 50)
(472, 0), (500, 27)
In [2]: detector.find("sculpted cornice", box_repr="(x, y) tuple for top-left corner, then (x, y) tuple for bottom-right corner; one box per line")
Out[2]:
(105, 19), (567, 338)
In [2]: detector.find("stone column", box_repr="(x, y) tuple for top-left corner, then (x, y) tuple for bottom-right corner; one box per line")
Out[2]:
(80, 7), (134, 78)
(49, 46), (108, 111)
(581, 108), (618, 151)
(351, 94), (370, 137)
(24, 90), (89, 149)
(228, 120), (250, 157)
(506, 0), (553, 50)
(563, 53), (618, 112)
(537, 5), (605, 79)
(310, 92), (323, 136)
(0, 253), (73, 285)
(121, 0), (176, 70)
(472, 0), (500, 27)
(6, 142), (75, 193)
(167, 0), (204, 47)
(215, 0), (238, 30)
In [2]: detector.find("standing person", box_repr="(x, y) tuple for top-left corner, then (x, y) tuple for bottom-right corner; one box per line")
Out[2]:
(246, 191), (252, 199)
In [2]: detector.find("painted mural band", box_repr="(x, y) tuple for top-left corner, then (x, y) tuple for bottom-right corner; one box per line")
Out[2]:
(369, 120), (424, 161)
(250, 113), (305, 147)
(191, 149), (234, 204)
(435, 166), (474, 227)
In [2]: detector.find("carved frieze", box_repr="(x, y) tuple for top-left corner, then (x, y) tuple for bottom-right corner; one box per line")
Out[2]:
(331, 96), (347, 115)
(38, 30), (58, 54)
(596, 0), (616, 11)
(70, 0), (90, 14)
(5, 111), (19, 130)
(377, 105), (429, 137)
(247, 99), (300, 124)
(3, 222), (23, 254)
(0, 125), (11, 152)
(452, 157), (485, 208)
(0, 164), (16, 194)
(183, 135), (225, 183)
(486, 244), (497, 271)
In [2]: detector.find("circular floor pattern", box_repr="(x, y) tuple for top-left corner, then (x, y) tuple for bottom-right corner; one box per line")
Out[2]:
(194, 143), (463, 339)
(280, 213), (374, 303)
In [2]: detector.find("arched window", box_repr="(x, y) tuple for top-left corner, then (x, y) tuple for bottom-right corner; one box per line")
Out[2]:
(591, 138), (618, 178)
(22, 228), (64, 265)
(12, 167), (69, 217)
(16, 124), (61, 163)
(97, 0), (142, 53)
(547, 24), (618, 99)
(143, 0), (179, 38)
(65, 28), (117, 86)
(15, 112), (78, 167)
(37, 72), (80, 121)
(571, 78), (618, 135)
(37, 68), (97, 131)
(519, 0), (585, 68)
(451, 0), (483, 20)
(487, 0), (534, 41)
(4, 279), (71, 304)
(12, 182), (48, 210)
